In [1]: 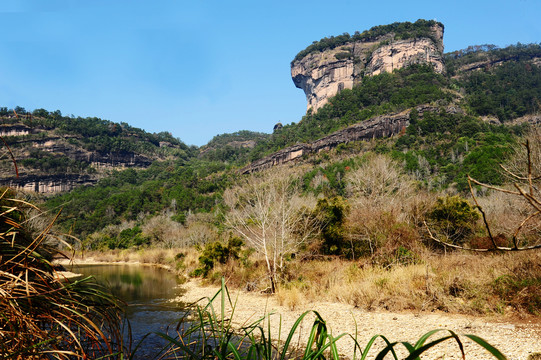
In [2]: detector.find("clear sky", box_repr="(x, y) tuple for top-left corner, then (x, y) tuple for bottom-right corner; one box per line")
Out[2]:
(1, 0), (540, 146)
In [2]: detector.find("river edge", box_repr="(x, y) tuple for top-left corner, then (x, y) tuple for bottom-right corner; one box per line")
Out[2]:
(54, 257), (541, 359)
(53, 256), (176, 280)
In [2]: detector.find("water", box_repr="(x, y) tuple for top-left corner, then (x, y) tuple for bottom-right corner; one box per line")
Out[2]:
(71, 264), (186, 359)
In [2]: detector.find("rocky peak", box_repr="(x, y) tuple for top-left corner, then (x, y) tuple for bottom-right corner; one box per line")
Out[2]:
(291, 21), (445, 112)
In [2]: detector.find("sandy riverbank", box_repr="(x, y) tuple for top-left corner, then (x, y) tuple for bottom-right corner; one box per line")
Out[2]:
(54, 256), (175, 270)
(175, 279), (541, 360)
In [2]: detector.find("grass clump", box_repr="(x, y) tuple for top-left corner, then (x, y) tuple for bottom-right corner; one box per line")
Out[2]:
(0, 188), (125, 359)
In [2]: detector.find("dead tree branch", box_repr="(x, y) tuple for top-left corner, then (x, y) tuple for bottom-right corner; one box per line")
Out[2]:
(428, 139), (541, 252)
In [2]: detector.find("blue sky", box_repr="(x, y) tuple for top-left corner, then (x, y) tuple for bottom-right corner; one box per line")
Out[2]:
(1, 0), (540, 146)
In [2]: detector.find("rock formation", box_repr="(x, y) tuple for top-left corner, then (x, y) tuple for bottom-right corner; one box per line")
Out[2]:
(0, 121), (174, 193)
(2, 174), (98, 194)
(241, 105), (461, 174)
(291, 22), (445, 111)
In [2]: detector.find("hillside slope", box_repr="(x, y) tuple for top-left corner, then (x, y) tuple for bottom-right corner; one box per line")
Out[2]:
(0, 108), (192, 193)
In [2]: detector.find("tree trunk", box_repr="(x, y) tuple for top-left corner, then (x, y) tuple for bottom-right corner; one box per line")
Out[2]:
(269, 274), (276, 294)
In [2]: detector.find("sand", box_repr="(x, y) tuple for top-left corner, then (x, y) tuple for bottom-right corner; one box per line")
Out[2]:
(175, 279), (541, 360)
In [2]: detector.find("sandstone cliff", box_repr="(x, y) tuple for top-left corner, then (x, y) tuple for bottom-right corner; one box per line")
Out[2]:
(3, 174), (98, 194)
(291, 22), (444, 111)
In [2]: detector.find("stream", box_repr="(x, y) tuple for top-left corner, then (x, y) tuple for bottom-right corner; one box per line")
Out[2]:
(71, 264), (187, 359)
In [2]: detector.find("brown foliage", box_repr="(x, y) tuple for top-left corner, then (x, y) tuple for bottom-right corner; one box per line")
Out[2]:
(0, 189), (125, 359)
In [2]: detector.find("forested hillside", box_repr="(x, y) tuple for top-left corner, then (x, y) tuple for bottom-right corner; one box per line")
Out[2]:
(0, 107), (192, 192)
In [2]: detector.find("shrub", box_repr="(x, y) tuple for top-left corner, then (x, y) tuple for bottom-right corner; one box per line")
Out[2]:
(193, 237), (243, 276)
(427, 195), (480, 245)
(334, 51), (352, 60)
(313, 196), (349, 255)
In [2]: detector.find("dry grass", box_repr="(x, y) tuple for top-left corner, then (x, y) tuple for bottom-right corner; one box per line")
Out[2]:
(0, 189), (124, 359)
(276, 285), (304, 310)
(78, 247), (201, 275)
(75, 236), (541, 317)
(199, 250), (541, 317)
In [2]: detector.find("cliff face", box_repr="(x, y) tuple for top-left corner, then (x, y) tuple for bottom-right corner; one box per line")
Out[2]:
(3, 174), (97, 194)
(241, 105), (461, 174)
(0, 121), (177, 194)
(291, 24), (444, 111)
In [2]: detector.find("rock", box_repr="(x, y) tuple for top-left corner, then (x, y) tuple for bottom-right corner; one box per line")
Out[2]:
(0, 174), (98, 193)
(291, 23), (445, 112)
(513, 114), (541, 126)
(241, 105), (456, 174)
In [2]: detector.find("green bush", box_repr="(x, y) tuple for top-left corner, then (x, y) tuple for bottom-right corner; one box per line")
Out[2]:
(193, 237), (243, 276)
(334, 51), (352, 60)
(427, 195), (480, 245)
(314, 196), (350, 255)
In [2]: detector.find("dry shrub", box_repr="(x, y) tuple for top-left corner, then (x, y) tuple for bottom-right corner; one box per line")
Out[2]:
(425, 251), (541, 315)
(142, 214), (185, 248)
(184, 213), (219, 246)
(343, 153), (436, 261)
(476, 188), (541, 247)
(490, 252), (541, 315)
(469, 233), (509, 250)
(345, 206), (425, 265)
(504, 127), (541, 180)
(141, 248), (168, 264)
(275, 258), (430, 312)
(177, 247), (200, 274)
(276, 285), (304, 310)
(209, 256), (268, 291)
(346, 153), (414, 208)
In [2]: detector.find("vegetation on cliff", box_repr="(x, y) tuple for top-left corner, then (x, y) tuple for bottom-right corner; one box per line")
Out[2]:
(0, 108), (192, 180)
(253, 65), (452, 155)
(445, 42), (541, 74)
(456, 49), (541, 121)
(292, 19), (443, 64)
(199, 130), (269, 164)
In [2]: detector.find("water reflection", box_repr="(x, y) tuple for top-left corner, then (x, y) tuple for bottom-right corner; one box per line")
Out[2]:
(71, 264), (186, 359)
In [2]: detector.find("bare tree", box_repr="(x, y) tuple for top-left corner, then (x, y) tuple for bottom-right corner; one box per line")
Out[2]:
(426, 139), (541, 251)
(346, 153), (415, 211)
(223, 168), (321, 293)
(142, 214), (186, 248)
